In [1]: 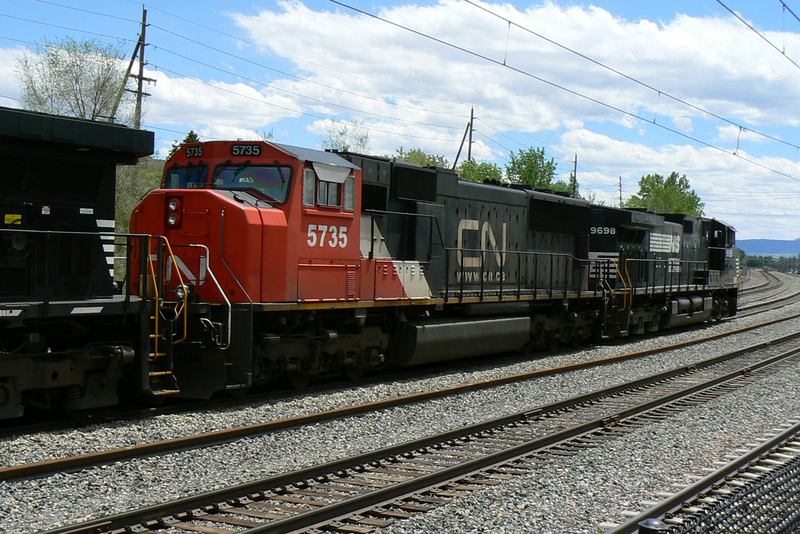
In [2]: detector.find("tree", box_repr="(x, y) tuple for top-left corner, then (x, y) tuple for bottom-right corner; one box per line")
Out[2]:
(505, 147), (558, 188)
(457, 159), (502, 183)
(15, 37), (132, 122)
(167, 130), (201, 160)
(321, 118), (370, 153)
(395, 147), (449, 167)
(624, 172), (705, 215)
(115, 157), (164, 233)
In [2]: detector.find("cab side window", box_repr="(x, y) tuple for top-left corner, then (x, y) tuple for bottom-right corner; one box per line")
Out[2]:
(303, 164), (354, 212)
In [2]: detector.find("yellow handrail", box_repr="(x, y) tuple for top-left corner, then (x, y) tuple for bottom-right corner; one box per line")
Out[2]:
(144, 236), (190, 359)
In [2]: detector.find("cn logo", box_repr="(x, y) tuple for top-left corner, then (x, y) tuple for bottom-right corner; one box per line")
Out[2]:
(457, 219), (507, 268)
(163, 255), (207, 285)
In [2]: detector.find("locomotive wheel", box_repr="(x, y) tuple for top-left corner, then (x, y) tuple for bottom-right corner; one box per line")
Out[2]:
(344, 366), (366, 382)
(226, 386), (251, 398)
(285, 369), (312, 389)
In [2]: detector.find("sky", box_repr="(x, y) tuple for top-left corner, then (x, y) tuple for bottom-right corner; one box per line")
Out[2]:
(1, 0), (800, 241)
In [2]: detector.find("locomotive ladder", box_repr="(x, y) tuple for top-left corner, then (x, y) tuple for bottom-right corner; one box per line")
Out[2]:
(143, 236), (189, 397)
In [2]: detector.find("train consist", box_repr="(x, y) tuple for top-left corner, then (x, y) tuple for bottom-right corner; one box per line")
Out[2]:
(0, 113), (738, 419)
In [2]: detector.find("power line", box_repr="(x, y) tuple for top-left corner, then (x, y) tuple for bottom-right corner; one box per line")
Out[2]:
(12, 1), (471, 130)
(328, 0), (800, 183)
(148, 23), (467, 122)
(8, 4), (471, 138)
(465, 0), (800, 152)
(0, 35), (38, 46)
(152, 46), (463, 132)
(0, 11), (137, 43)
(150, 65), (462, 144)
(121, 0), (471, 116)
(716, 0), (800, 70)
(29, 0), (142, 25)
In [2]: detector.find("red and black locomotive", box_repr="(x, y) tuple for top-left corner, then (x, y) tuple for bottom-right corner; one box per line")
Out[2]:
(0, 115), (738, 418)
(130, 139), (738, 398)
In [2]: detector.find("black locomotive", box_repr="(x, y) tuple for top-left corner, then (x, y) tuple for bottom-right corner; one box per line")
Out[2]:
(0, 107), (154, 418)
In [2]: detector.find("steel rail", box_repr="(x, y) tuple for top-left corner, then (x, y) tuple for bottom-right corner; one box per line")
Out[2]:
(4, 315), (800, 482)
(739, 271), (783, 295)
(37, 332), (800, 534)
(246, 343), (800, 534)
(603, 419), (800, 534)
(739, 270), (781, 295)
(737, 290), (800, 316)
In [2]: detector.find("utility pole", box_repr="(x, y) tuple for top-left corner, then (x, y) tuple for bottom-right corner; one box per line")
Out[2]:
(109, 7), (155, 127)
(467, 107), (474, 162)
(572, 153), (577, 196)
(452, 119), (471, 170)
(619, 176), (623, 207)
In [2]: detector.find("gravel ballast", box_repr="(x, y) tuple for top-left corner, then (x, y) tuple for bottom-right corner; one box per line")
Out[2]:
(2, 279), (800, 533)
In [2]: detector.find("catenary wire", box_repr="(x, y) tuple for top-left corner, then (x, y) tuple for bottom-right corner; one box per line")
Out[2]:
(151, 45), (463, 131)
(717, 0), (800, 70)
(150, 65), (462, 143)
(780, 0), (800, 24)
(0, 11), (137, 43)
(12, 0), (472, 126)
(8, 3), (472, 142)
(116, 0), (470, 117)
(147, 23), (467, 122)
(12, 0), (618, 167)
(328, 0), (800, 182)
(465, 0), (800, 152)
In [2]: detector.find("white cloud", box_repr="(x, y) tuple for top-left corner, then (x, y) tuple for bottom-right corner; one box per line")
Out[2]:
(3, 1), (799, 241)
(559, 128), (800, 239)
(145, 70), (303, 128)
(0, 47), (24, 105)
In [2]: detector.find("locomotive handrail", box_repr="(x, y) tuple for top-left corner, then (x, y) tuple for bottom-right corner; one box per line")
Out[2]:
(0, 227), (157, 313)
(171, 243), (232, 349)
(153, 236), (190, 346)
(622, 258), (710, 312)
(361, 210), (609, 302)
(444, 247), (583, 301)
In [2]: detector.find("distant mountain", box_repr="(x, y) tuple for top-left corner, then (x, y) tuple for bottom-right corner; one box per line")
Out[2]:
(738, 238), (800, 256)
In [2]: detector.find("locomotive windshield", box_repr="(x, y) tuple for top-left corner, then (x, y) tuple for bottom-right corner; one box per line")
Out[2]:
(213, 164), (292, 203)
(163, 164), (209, 189)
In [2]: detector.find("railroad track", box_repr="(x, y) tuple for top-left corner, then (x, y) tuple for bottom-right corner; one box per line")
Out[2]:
(4, 314), (799, 482)
(37, 330), (800, 534)
(2, 282), (796, 441)
(602, 418), (800, 533)
(739, 269), (781, 295)
(736, 287), (800, 317)
(1, 272), (793, 439)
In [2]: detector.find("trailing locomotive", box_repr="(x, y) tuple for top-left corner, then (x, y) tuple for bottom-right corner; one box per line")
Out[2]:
(0, 106), (155, 419)
(128, 140), (738, 398)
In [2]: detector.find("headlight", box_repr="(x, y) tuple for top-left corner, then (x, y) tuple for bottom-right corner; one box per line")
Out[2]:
(165, 197), (183, 227)
(175, 284), (188, 300)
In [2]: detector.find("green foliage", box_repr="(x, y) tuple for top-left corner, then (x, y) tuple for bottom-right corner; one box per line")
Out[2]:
(549, 179), (575, 195)
(624, 172), (705, 215)
(505, 147), (558, 188)
(457, 159), (502, 183)
(583, 191), (606, 206)
(167, 130), (201, 160)
(321, 118), (370, 153)
(396, 147), (449, 167)
(15, 37), (132, 122)
(115, 157), (164, 233)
